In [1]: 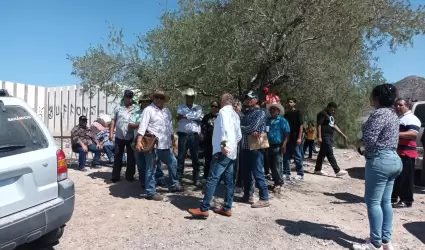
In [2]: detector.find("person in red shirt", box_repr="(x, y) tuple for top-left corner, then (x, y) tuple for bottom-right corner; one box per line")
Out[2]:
(264, 86), (281, 105)
(391, 98), (421, 208)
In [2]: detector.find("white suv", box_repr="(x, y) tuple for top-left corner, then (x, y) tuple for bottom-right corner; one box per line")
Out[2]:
(0, 92), (75, 249)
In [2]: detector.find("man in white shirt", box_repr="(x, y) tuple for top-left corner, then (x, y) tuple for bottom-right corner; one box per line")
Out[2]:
(188, 93), (242, 218)
(176, 88), (203, 186)
(136, 89), (183, 201)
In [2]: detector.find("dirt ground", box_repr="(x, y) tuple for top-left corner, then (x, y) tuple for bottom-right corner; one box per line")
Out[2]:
(29, 143), (425, 250)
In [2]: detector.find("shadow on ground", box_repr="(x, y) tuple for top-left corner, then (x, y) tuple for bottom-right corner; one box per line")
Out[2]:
(87, 171), (143, 199)
(403, 221), (425, 244)
(15, 243), (55, 250)
(346, 167), (364, 180)
(323, 192), (364, 204)
(168, 194), (202, 211)
(276, 219), (363, 249)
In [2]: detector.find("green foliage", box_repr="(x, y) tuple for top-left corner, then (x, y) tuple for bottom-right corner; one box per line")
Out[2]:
(67, 0), (425, 145)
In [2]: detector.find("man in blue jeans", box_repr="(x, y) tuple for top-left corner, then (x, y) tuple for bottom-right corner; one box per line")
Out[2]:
(239, 91), (270, 208)
(283, 97), (305, 181)
(136, 89), (183, 201)
(188, 93), (242, 218)
(71, 115), (102, 172)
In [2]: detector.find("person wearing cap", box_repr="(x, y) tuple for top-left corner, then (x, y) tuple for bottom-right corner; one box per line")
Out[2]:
(176, 88), (203, 186)
(200, 100), (220, 182)
(239, 90), (270, 208)
(71, 115), (102, 171)
(136, 89), (183, 201)
(266, 102), (290, 191)
(129, 94), (165, 188)
(110, 89), (139, 183)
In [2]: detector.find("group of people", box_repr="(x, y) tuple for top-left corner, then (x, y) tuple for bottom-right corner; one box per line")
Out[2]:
(70, 84), (422, 250)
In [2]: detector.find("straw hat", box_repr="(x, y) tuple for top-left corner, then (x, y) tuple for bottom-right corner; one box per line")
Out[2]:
(138, 94), (151, 102)
(150, 89), (169, 102)
(266, 102), (285, 115)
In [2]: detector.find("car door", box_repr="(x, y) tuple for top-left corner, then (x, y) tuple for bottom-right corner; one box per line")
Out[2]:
(0, 99), (58, 218)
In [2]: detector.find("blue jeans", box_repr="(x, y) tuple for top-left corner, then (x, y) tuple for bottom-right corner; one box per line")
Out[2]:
(283, 140), (304, 176)
(242, 149), (269, 201)
(177, 133), (200, 183)
(201, 153), (235, 212)
(135, 150), (166, 186)
(103, 144), (115, 163)
(364, 149), (402, 246)
(143, 148), (180, 196)
(72, 144), (101, 169)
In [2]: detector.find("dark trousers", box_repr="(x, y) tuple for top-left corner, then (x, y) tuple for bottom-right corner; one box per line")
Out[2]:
(314, 137), (341, 173)
(112, 137), (136, 180)
(269, 144), (284, 185)
(391, 156), (415, 204)
(303, 139), (315, 158)
(177, 132), (200, 183)
(203, 140), (213, 179)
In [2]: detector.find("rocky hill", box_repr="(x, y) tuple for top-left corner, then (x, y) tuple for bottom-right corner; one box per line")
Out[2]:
(394, 75), (425, 101)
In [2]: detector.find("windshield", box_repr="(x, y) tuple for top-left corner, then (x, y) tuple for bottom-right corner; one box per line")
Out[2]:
(0, 105), (48, 158)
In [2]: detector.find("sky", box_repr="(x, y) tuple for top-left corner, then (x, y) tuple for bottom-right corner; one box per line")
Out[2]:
(0, 0), (424, 87)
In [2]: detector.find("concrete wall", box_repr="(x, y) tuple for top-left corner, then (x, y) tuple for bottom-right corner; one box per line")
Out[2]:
(1, 80), (119, 137)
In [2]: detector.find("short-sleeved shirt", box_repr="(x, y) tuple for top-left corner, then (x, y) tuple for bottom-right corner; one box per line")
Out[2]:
(284, 110), (303, 143)
(129, 109), (144, 138)
(398, 111), (421, 158)
(267, 116), (290, 145)
(112, 104), (139, 140)
(317, 110), (335, 138)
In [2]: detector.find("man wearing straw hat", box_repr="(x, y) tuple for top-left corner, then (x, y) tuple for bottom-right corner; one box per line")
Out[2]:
(266, 102), (290, 192)
(136, 89), (183, 201)
(176, 88), (203, 186)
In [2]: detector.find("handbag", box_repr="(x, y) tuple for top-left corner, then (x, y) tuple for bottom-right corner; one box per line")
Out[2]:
(132, 132), (158, 153)
(248, 132), (270, 150)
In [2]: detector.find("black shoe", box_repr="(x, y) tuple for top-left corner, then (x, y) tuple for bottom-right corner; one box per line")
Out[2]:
(169, 185), (184, 193)
(392, 201), (412, 208)
(111, 178), (120, 183)
(126, 177), (135, 182)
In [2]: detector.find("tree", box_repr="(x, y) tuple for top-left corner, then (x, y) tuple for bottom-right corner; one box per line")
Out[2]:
(67, 0), (425, 142)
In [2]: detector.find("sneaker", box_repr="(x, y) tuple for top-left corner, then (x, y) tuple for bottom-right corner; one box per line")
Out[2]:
(294, 175), (304, 181)
(251, 200), (270, 208)
(283, 175), (292, 181)
(146, 194), (163, 201)
(314, 170), (328, 176)
(235, 196), (254, 204)
(78, 167), (88, 172)
(382, 242), (394, 250)
(188, 208), (209, 218)
(392, 201), (412, 208)
(169, 185), (184, 193)
(213, 207), (232, 217)
(352, 242), (382, 250)
(336, 170), (348, 177)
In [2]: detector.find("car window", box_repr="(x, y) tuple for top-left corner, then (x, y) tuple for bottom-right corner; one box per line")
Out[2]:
(0, 105), (49, 158)
(414, 103), (425, 127)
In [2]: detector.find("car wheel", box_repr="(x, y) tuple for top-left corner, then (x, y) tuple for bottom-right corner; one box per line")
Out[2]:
(35, 225), (65, 247)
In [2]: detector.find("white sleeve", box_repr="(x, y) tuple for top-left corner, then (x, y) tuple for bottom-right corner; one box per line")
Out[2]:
(137, 108), (151, 136)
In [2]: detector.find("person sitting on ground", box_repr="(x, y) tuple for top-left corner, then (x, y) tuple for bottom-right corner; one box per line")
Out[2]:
(71, 115), (102, 171)
(353, 84), (401, 250)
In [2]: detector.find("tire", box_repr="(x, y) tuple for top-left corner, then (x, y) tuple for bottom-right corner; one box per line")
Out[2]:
(34, 225), (65, 247)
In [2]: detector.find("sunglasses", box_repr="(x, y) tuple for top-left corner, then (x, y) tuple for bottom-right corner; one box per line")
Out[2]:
(269, 108), (278, 112)
(124, 94), (134, 98)
(211, 105), (219, 108)
(154, 95), (166, 100)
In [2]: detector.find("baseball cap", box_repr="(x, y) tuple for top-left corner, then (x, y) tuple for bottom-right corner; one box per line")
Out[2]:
(79, 115), (88, 121)
(124, 89), (134, 97)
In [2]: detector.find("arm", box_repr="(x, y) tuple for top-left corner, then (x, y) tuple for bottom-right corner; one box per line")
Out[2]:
(176, 104), (187, 120)
(128, 112), (140, 129)
(334, 124), (347, 139)
(236, 115), (242, 143)
(399, 121), (420, 139)
(241, 110), (266, 134)
(297, 111), (304, 141)
(109, 107), (118, 138)
(201, 115), (208, 135)
(316, 113), (325, 141)
(280, 119), (290, 147)
(186, 105), (203, 121)
(361, 112), (386, 145)
(137, 108), (150, 137)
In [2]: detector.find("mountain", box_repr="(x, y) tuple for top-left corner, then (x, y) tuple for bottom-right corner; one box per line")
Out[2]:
(394, 75), (425, 101)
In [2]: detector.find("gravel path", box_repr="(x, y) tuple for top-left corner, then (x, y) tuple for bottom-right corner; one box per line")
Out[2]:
(24, 146), (425, 250)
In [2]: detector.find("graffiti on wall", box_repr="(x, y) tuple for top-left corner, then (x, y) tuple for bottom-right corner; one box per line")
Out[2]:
(47, 104), (98, 119)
